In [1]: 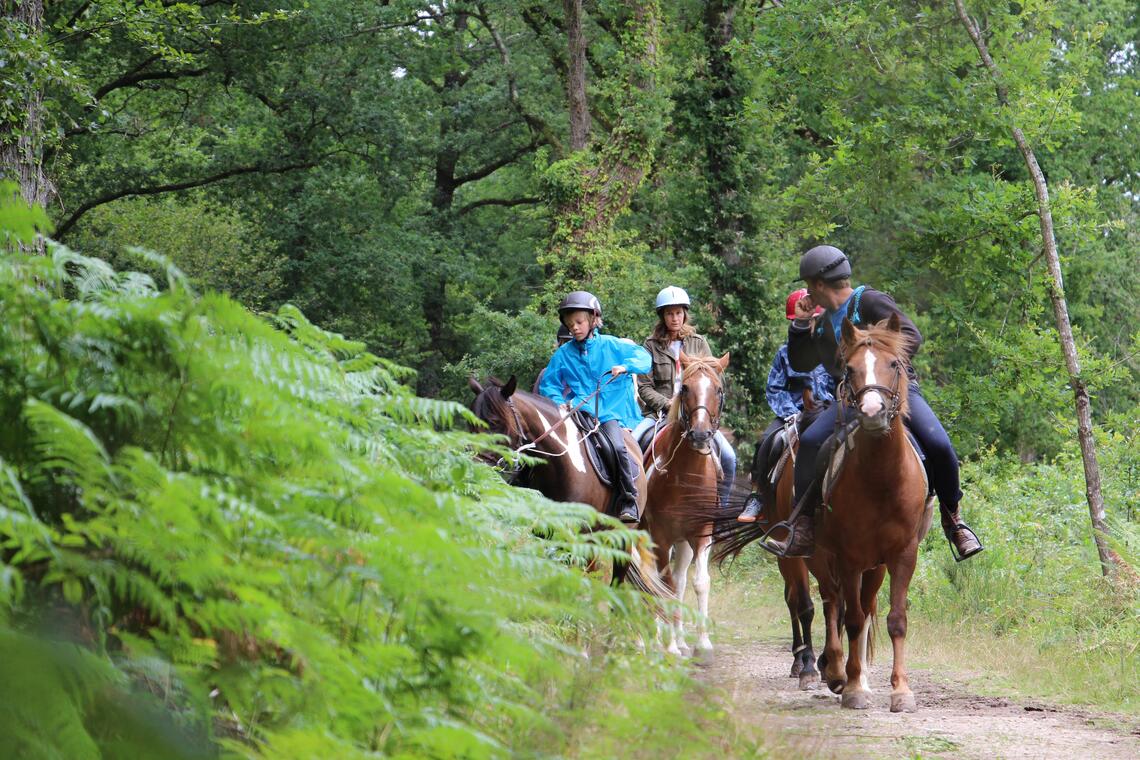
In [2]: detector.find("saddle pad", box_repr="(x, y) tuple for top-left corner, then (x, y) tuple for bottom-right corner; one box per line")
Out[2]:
(822, 424), (930, 504)
(570, 410), (614, 489)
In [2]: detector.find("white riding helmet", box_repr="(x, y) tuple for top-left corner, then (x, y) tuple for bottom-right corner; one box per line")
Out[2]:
(655, 286), (691, 313)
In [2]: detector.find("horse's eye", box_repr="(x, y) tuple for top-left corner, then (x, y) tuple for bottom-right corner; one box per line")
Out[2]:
(680, 386), (689, 394)
(890, 360), (900, 369)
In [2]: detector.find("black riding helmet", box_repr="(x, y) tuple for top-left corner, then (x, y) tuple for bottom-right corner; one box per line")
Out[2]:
(557, 290), (602, 322)
(556, 324), (572, 343)
(799, 245), (852, 282)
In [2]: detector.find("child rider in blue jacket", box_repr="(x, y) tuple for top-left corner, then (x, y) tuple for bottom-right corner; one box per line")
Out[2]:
(538, 291), (652, 523)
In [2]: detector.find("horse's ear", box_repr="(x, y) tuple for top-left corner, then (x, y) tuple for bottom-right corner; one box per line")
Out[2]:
(502, 375), (517, 398)
(841, 317), (857, 346)
(887, 312), (901, 333)
(803, 388), (817, 412)
(678, 350), (691, 367)
(468, 376), (484, 395)
(716, 352), (730, 372)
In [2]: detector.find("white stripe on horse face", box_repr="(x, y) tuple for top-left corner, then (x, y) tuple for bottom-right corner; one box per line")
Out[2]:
(860, 350), (885, 417)
(537, 409), (586, 473)
(696, 374), (713, 421)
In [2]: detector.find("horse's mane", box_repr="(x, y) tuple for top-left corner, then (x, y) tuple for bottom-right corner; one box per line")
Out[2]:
(472, 378), (559, 436)
(842, 319), (913, 363)
(842, 320), (912, 416)
(666, 356), (724, 424)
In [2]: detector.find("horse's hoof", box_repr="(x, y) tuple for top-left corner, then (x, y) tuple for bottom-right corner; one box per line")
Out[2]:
(890, 692), (916, 713)
(841, 690), (872, 710)
(678, 643), (693, 658)
(790, 661), (803, 677)
(827, 678), (845, 695)
(799, 672), (819, 691)
(693, 646), (714, 667)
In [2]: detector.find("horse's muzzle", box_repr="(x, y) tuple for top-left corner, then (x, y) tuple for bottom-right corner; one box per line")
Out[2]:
(688, 429), (714, 451)
(857, 411), (891, 435)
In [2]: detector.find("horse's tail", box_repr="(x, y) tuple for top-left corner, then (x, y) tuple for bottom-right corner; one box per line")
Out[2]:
(621, 537), (675, 601)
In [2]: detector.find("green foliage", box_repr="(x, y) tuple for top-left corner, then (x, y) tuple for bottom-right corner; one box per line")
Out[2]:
(908, 437), (1139, 710)
(0, 194), (748, 756)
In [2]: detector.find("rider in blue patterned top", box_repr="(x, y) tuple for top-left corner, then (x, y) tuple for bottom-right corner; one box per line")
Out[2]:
(538, 291), (652, 523)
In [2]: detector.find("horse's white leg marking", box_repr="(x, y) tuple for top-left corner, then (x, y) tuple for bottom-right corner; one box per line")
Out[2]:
(670, 540), (694, 656)
(860, 351), (884, 417)
(535, 409), (587, 473)
(693, 537), (713, 652)
(857, 614), (873, 694)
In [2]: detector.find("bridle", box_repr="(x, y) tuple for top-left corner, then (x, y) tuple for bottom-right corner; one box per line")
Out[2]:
(838, 339), (906, 424)
(675, 363), (725, 441)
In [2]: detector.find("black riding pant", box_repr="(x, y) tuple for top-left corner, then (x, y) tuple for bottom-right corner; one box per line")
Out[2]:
(750, 417), (786, 484)
(600, 420), (639, 503)
(793, 383), (962, 509)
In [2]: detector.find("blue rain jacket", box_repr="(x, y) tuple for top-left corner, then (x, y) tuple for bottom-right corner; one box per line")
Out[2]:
(538, 331), (651, 428)
(766, 344), (836, 419)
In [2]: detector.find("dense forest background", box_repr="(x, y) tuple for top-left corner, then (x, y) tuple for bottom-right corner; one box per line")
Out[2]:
(15, 0), (1137, 457)
(1, 0), (1138, 756)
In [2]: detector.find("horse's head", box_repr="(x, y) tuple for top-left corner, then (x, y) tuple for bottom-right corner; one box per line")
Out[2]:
(672, 352), (730, 451)
(839, 314), (911, 434)
(469, 375), (527, 453)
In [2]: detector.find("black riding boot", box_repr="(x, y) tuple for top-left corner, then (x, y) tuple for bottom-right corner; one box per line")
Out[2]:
(602, 421), (640, 524)
(761, 480), (820, 559)
(940, 502), (983, 561)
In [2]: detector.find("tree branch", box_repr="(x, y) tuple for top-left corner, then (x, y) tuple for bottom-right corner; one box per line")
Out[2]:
(457, 196), (542, 215)
(94, 64), (210, 101)
(54, 160), (320, 238)
(454, 140), (542, 188)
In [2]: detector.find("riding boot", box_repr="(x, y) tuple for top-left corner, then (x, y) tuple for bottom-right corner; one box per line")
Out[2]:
(762, 481), (819, 558)
(940, 502), (983, 562)
(615, 449), (641, 524)
(738, 492), (765, 523)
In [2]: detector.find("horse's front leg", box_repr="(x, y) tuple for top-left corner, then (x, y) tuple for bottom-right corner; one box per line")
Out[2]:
(887, 546), (919, 712)
(669, 540), (694, 657)
(819, 580), (846, 694)
(691, 533), (713, 657)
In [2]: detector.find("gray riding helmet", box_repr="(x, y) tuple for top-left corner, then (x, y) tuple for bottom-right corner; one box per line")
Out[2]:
(557, 290), (602, 320)
(799, 245), (852, 282)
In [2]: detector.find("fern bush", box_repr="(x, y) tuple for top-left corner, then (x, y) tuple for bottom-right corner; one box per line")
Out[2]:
(0, 190), (746, 758)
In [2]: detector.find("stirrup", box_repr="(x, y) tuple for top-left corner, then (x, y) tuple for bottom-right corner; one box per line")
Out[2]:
(946, 523), (983, 562)
(756, 519), (797, 558)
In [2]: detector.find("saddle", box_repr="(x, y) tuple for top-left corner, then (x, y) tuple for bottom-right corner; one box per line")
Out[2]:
(570, 409), (618, 488)
(817, 420), (930, 523)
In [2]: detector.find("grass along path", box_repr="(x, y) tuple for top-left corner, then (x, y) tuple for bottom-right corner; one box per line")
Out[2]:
(692, 574), (1139, 759)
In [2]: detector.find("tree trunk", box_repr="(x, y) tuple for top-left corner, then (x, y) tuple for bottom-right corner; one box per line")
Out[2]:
(1, 0), (51, 252)
(953, 0), (1132, 580)
(564, 0), (590, 151)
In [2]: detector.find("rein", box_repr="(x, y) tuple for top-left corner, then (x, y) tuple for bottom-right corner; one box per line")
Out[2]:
(498, 373), (620, 471)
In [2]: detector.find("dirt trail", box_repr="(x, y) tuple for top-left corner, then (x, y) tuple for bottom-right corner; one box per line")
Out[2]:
(700, 632), (1139, 760)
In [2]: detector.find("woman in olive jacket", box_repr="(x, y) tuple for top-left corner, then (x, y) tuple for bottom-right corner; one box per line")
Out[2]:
(634, 287), (736, 509)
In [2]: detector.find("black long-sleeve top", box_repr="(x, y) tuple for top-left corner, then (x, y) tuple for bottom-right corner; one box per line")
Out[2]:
(787, 287), (923, 382)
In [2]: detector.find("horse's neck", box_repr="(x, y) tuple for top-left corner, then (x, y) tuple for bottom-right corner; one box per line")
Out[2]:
(515, 392), (586, 462)
(851, 417), (910, 470)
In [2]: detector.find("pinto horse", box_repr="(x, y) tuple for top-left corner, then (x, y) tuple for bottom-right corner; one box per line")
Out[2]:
(642, 352), (729, 657)
(468, 375), (671, 598)
(812, 315), (935, 711)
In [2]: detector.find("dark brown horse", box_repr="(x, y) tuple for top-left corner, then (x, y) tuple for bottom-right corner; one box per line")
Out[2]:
(642, 352), (729, 657)
(469, 375), (671, 598)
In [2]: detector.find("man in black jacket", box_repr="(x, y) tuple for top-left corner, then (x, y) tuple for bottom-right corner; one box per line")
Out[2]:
(763, 245), (983, 562)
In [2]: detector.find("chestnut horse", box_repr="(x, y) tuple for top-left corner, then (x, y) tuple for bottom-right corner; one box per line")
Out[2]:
(469, 375), (671, 599)
(813, 315), (934, 711)
(710, 315), (933, 710)
(643, 352), (729, 657)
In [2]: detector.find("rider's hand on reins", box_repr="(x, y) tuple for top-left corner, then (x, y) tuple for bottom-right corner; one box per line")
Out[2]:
(609, 365), (627, 377)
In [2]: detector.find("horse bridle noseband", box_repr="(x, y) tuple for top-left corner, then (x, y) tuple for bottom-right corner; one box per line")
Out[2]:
(677, 384), (725, 437)
(839, 340), (905, 423)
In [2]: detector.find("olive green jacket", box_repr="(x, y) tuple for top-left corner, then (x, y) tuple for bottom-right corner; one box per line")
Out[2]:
(636, 334), (712, 415)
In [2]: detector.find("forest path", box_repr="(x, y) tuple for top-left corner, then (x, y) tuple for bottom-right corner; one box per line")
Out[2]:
(692, 583), (1139, 759)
